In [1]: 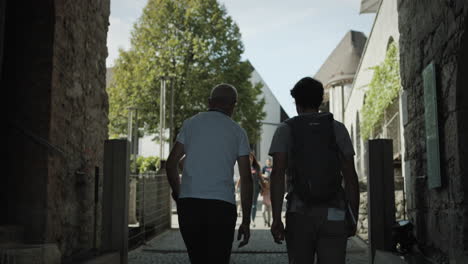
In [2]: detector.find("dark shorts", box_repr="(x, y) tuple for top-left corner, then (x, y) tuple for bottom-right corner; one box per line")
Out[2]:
(177, 198), (237, 264)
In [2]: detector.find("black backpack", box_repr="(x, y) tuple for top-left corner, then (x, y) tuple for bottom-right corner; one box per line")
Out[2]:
(285, 112), (343, 205)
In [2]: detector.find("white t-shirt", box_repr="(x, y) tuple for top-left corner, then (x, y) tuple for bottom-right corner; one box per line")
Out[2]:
(176, 111), (250, 204)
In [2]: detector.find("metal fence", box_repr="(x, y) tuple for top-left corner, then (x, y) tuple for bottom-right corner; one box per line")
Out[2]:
(128, 172), (171, 249)
(374, 100), (401, 159)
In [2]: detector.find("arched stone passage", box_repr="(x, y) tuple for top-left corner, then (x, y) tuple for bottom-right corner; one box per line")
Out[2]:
(0, 0), (5, 76)
(387, 36), (395, 50)
(3, 0), (111, 258)
(457, 13), (468, 252)
(3, 0), (56, 244)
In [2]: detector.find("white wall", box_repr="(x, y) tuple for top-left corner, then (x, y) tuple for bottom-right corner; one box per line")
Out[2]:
(343, 0), (400, 179)
(345, 0), (400, 128)
(250, 69), (283, 165)
(137, 68), (286, 170)
(329, 83), (354, 123)
(138, 129), (170, 159)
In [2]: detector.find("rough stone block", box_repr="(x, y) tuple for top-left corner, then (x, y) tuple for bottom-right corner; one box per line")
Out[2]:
(80, 252), (120, 264)
(373, 250), (406, 264)
(0, 226), (24, 243)
(0, 243), (61, 264)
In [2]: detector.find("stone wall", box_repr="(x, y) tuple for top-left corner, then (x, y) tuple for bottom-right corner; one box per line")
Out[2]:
(2, 0), (110, 260)
(3, 0), (54, 238)
(357, 190), (406, 241)
(47, 0), (110, 258)
(397, 0), (468, 262)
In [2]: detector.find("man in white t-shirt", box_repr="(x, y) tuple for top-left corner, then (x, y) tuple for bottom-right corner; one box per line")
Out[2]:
(166, 84), (253, 264)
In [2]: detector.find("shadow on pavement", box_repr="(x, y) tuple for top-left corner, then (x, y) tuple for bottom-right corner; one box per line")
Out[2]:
(128, 229), (368, 264)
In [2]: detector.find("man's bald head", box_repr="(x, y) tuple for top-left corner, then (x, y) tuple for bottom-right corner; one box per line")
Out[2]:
(209, 84), (238, 105)
(208, 84), (238, 116)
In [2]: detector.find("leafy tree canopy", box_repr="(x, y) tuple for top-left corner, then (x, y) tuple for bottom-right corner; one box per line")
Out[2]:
(108, 0), (265, 144)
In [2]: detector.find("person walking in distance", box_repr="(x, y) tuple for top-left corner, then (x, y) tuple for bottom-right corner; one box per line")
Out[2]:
(166, 84), (253, 264)
(262, 157), (273, 179)
(261, 177), (272, 227)
(235, 176), (242, 216)
(250, 152), (263, 227)
(269, 77), (359, 264)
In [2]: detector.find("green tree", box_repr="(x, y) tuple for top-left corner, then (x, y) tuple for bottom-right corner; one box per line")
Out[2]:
(361, 42), (401, 139)
(108, 0), (265, 143)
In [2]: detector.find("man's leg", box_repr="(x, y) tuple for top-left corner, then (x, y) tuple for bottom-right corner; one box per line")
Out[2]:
(178, 198), (208, 264)
(316, 213), (347, 264)
(266, 204), (272, 226)
(285, 212), (316, 264)
(206, 199), (237, 264)
(251, 187), (260, 223)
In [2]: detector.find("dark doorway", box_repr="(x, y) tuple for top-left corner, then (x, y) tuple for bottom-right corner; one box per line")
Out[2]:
(2, 0), (55, 243)
(458, 14), (468, 252)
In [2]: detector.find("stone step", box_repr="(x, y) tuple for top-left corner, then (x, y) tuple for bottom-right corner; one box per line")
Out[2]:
(80, 252), (120, 264)
(374, 250), (405, 264)
(0, 243), (61, 264)
(0, 225), (24, 244)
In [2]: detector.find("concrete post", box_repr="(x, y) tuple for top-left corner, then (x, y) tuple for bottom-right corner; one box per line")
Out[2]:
(367, 139), (395, 264)
(102, 139), (130, 264)
(128, 178), (138, 226)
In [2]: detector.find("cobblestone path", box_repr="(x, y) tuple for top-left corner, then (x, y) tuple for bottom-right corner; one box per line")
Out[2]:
(129, 208), (369, 264)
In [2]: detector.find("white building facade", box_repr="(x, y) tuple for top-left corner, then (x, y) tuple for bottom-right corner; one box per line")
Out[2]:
(343, 0), (403, 181)
(314, 30), (367, 124)
(313, 0), (403, 183)
(250, 67), (289, 165)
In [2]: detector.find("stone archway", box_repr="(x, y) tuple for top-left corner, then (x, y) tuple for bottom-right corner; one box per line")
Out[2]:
(0, 0), (5, 77)
(2, 0), (56, 243)
(457, 13), (468, 252)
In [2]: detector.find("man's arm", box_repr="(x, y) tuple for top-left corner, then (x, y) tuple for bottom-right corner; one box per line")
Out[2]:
(270, 152), (287, 243)
(342, 156), (360, 236)
(237, 155), (252, 247)
(166, 142), (185, 201)
(238, 156), (253, 224)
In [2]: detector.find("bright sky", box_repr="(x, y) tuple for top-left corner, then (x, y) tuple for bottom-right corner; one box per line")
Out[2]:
(107, 0), (375, 116)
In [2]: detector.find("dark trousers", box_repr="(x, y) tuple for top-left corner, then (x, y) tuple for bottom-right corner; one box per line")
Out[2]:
(177, 198), (237, 264)
(286, 211), (347, 264)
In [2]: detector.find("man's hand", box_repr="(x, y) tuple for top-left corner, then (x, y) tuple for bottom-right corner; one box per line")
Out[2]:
(347, 223), (357, 238)
(237, 155), (253, 230)
(171, 192), (179, 202)
(237, 222), (250, 248)
(166, 142), (185, 202)
(270, 152), (287, 244)
(270, 220), (285, 244)
(346, 205), (358, 237)
(342, 156), (360, 238)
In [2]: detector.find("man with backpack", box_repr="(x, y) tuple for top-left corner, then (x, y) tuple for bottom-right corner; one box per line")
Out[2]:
(269, 77), (359, 264)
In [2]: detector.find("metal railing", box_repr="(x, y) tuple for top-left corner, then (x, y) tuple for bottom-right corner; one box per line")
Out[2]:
(128, 172), (171, 249)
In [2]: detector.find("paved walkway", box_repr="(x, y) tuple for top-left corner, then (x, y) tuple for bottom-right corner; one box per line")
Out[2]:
(129, 205), (369, 264)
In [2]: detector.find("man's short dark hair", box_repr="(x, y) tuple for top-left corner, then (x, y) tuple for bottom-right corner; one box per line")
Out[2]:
(290, 77), (324, 109)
